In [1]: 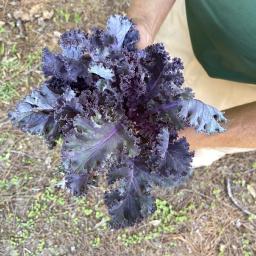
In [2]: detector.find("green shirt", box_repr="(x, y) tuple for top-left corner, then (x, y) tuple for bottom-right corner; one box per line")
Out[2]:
(185, 0), (256, 84)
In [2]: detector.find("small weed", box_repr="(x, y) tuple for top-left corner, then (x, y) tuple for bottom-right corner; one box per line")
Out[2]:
(56, 9), (71, 23)
(248, 214), (256, 222)
(83, 208), (93, 216)
(168, 241), (177, 248)
(55, 9), (83, 24)
(212, 187), (221, 198)
(0, 56), (20, 69)
(91, 237), (101, 247)
(35, 240), (46, 255)
(0, 179), (8, 190)
(72, 217), (79, 225)
(242, 237), (253, 256)
(233, 179), (246, 187)
(95, 210), (105, 219)
(74, 13), (82, 24)
(0, 132), (15, 145)
(22, 156), (35, 165)
(118, 233), (143, 246)
(0, 42), (18, 57)
(174, 214), (188, 223)
(218, 243), (225, 256)
(11, 43), (17, 55)
(42, 187), (66, 206)
(8, 186), (68, 246)
(0, 174), (33, 191)
(0, 25), (5, 34)
(0, 81), (19, 103)
(118, 231), (160, 247)
(74, 197), (94, 217)
(0, 150), (11, 164)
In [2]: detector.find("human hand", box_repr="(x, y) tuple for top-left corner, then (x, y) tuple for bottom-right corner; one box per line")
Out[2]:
(179, 101), (256, 150)
(130, 18), (154, 49)
(127, 0), (175, 49)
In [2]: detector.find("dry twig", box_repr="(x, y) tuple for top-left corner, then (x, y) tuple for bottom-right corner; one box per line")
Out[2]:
(225, 177), (254, 216)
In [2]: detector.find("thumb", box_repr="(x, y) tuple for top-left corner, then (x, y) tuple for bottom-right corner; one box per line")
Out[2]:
(135, 23), (154, 49)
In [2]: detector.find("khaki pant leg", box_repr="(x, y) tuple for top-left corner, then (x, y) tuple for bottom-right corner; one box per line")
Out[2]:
(155, 0), (256, 111)
(154, 0), (256, 167)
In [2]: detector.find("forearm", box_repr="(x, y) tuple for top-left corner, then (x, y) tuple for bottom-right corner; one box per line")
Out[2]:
(180, 102), (256, 149)
(128, 0), (175, 47)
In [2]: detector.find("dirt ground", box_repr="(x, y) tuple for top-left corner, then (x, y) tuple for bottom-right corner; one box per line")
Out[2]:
(0, 1), (256, 256)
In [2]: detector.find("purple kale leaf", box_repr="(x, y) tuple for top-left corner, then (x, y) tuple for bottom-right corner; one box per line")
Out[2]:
(8, 81), (60, 147)
(149, 137), (194, 187)
(88, 63), (114, 80)
(8, 14), (227, 229)
(42, 48), (66, 79)
(65, 173), (89, 196)
(62, 116), (130, 174)
(54, 88), (85, 133)
(105, 159), (155, 228)
(59, 29), (89, 60)
(106, 14), (139, 51)
(178, 99), (227, 134)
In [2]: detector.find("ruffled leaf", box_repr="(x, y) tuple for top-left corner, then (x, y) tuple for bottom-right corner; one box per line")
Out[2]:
(88, 63), (114, 80)
(150, 137), (194, 187)
(88, 28), (113, 61)
(63, 58), (91, 82)
(148, 127), (170, 169)
(55, 88), (85, 133)
(60, 29), (89, 60)
(123, 25), (139, 51)
(106, 15), (133, 50)
(65, 173), (89, 196)
(8, 82), (60, 147)
(42, 48), (66, 80)
(105, 160), (155, 228)
(62, 116), (126, 173)
(178, 99), (227, 134)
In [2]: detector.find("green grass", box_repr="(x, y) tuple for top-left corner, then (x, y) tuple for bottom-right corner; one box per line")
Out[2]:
(7, 186), (67, 246)
(242, 237), (253, 256)
(91, 237), (101, 247)
(0, 150), (11, 167)
(74, 13), (82, 24)
(0, 57), (21, 103)
(0, 46), (42, 104)
(55, 9), (71, 23)
(0, 25), (5, 34)
(116, 198), (193, 247)
(55, 9), (83, 24)
(0, 80), (19, 103)
(26, 50), (41, 68)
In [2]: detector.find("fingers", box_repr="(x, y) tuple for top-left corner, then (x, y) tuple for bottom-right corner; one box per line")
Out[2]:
(135, 22), (154, 49)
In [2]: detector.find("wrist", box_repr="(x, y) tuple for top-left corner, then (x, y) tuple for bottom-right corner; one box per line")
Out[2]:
(127, 15), (154, 48)
(128, 0), (175, 48)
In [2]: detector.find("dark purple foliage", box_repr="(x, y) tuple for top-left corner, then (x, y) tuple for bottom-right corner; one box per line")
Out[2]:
(8, 15), (226, 229)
